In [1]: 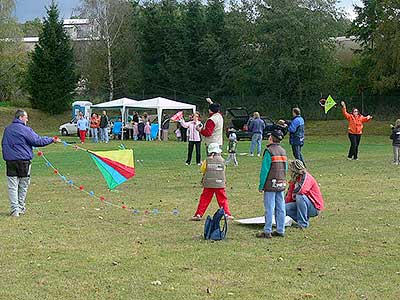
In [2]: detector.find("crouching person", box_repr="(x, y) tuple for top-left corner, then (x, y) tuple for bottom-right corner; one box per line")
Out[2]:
(191, 143), (233, 221)
(256, 130), (287, 238)
(285, 159), (325, 229)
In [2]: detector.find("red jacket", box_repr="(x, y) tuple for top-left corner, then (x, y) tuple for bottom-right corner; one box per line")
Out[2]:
(342, 107), (371, 134)
(285, 172), (324, 211)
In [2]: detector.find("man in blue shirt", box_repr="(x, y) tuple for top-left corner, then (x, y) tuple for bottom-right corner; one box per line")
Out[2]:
(2, 110), (61, 217)
(286, 107), (305, 163)
(249, 112), (265, 156)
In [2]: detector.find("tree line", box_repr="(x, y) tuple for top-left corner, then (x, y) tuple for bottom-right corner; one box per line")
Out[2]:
(0, 0), (399, 118)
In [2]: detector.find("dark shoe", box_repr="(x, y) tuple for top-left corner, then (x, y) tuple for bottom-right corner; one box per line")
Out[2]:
(271, 231), (285, 237)
(256, 232), (272, 238)
(291, 223), (305, 230)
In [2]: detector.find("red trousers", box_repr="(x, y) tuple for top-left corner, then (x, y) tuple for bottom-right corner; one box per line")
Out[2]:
(195, 188), (231, 217)
(79, 130), (87, 143)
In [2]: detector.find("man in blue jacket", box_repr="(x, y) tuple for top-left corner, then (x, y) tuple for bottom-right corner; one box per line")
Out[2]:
(2, 110), (60, 217)
(287, 107), (305, 163)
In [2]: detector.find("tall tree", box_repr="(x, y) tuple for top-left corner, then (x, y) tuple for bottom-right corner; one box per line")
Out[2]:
(26, 2), (76, 114)
(77, 0), (135, 101)
(0, 0), (26, 101)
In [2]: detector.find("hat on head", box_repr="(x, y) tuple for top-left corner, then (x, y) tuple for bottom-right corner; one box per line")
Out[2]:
(289, 159), (306, 173)
(209, 103), (220, 113)
(270, 129), (283, 141)
(207, 143), (222, 154)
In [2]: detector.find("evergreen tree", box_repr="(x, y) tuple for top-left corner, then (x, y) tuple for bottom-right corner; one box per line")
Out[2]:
(26, 2), (76, 114)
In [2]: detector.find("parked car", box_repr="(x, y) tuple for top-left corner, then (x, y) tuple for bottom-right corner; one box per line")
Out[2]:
(225, 107), (287, 140)
(59, 118), (78, 136)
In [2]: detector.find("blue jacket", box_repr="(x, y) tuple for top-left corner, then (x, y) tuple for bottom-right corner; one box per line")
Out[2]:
(2, 118), (53, 161)
(288, 115), (305, 146)
(249, 118), (265, 134)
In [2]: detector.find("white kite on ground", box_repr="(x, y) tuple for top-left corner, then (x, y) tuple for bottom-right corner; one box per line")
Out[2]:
(235, 216), (294, 227)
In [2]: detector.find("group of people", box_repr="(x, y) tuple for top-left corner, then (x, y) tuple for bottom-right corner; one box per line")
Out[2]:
(78, 111), (159, 143)
(2, 98), (392, 237)
(77, 110), (110, 144)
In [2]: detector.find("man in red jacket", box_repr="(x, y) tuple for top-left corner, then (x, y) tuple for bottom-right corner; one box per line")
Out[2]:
(285, 159), (324, 228)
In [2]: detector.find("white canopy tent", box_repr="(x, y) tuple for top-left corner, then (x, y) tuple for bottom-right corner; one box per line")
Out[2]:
(91, 97), (139, 140)
(131, 97), (197, 139)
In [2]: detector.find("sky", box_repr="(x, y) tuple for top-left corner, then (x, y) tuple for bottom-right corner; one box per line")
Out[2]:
(14, 0), (362, 23)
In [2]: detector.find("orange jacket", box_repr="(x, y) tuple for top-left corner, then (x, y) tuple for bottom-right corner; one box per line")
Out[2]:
(342, 107), (371, 134)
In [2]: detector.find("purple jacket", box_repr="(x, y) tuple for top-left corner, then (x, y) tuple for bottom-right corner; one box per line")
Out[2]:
(2, 118), (53, 161)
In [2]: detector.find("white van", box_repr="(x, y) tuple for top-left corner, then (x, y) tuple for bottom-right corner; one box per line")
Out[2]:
(59, 117), (78, 136)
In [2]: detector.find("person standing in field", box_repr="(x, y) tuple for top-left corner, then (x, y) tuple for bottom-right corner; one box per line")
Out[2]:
(180, 112), (202, 166)
(77, 114), (89, 144)
(341, 101), (372, 160)
(191, 143), (233, 221)
(248, 112), (265, 157)
(390, 119), (400, 165)
(285, 107), (305, 163)
(256, 130), (287, 238)
(89, 112), (100, 143)
(99, 110), (109, 143)
(197, 98), (224, 149)
(2, 110), (61, 217)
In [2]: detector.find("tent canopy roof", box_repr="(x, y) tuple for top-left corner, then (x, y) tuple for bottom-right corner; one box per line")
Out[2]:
(131, 97), (196, 111)
(91, 97), (139, 109)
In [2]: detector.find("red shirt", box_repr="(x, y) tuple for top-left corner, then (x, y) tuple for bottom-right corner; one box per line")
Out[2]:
(285, 172), (324, 210)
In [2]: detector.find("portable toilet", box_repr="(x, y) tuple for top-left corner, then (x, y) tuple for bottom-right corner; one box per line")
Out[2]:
(72, 101), (92, 119)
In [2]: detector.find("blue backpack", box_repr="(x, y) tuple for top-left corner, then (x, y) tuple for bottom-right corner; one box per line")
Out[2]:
(204, 208), (228, 241)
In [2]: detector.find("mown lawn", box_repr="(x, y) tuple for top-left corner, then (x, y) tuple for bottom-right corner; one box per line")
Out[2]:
(0, 116), (399, 299)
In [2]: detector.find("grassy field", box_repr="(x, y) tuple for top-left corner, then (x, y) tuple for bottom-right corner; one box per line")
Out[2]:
(0, 107), (399, 300)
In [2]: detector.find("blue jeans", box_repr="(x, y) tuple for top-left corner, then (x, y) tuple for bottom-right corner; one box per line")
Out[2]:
(286, 194), (319, 228)
(263, 191), (286, 234)
(291, 144), (304, 163)
(100, 127), (109, 143)
(90, 128), (98, 143)
(250, 133), (263, 155)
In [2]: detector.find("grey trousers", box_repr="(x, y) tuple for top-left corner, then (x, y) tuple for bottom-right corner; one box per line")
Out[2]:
(7, 176), (30, 213)
(394, 146), (400, 163)
(225, 153), (238, 166)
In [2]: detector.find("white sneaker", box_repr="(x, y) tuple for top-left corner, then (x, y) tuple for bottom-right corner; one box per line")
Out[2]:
(185, 163), (189, 166)
(197, 163), (201, 166)
(10, 210), (19, 217)
(257, 154), (261, 157)
(250, 154), (254, 157)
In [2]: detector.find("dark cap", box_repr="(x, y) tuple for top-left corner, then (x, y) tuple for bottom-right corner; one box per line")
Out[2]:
(270, 129), (283, 141)
(209, 103), (221, 113)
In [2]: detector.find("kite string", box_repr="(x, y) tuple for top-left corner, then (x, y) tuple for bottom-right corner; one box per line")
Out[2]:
(36, 149), (179, 215)
(38, 150), (126, 210)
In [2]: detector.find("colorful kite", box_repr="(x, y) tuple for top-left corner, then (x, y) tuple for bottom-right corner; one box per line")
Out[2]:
(170, 111), (183, 121)
(320, 95), (337, 114)
(89, 149), (135, 190)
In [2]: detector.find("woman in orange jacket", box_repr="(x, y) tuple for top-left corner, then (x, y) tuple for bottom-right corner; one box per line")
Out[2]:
(341, 101), (372, 160)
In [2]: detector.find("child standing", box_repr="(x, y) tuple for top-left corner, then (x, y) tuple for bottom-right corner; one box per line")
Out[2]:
(77, 114), (89, 144)
(175, 124), (182, 141)
(144, 121), (152, 141)
(191, 143), (233, 221)
(133, 122), (138, 141)
(390, 119), (400, 165)
(225, 130), (238, 166)
(256, 129), (287, 238)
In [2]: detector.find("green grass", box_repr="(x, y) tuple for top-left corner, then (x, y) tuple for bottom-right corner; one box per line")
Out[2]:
(0, 109), (399, 299)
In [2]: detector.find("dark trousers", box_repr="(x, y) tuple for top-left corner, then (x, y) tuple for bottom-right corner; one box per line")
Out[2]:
(187, 141), (201, 164)
(291, 144), (304, 163)
(348, 133), (361, 159)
